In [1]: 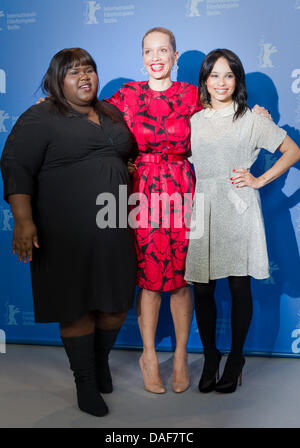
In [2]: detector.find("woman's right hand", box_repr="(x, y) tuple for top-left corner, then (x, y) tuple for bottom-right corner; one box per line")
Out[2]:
(12, 219), (39, 263)
(127, 158), (137, 175)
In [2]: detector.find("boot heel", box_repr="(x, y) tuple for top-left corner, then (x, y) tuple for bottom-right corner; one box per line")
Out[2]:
(215, 355), (245, 394)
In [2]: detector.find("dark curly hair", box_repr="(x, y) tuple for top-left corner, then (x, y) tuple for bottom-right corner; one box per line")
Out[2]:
(198, 48), (250, 121)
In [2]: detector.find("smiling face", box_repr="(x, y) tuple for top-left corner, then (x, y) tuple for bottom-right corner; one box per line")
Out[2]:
(62, 64), (98, 110)
(143, 31), (178, 83)
(205, 57), (236, 109)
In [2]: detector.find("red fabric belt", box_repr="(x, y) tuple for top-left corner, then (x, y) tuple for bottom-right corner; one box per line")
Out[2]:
(138, 154), (187, 163)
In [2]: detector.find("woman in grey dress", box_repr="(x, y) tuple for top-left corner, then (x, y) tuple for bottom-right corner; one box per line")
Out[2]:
(185, 49), (300, 393)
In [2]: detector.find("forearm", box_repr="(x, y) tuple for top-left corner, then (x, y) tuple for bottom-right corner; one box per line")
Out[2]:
(8, 194), (33, 222)
(257, 137), (300, 188)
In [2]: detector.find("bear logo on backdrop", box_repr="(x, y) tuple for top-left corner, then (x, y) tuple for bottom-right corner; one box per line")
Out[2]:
(259, 39), (278, 68)
(1, 208), (13, 231)
(185, 0), (204, 17)
(5, 303), (20, 326)
(0, 110), (9, 132)
(84, 1), (101, 24)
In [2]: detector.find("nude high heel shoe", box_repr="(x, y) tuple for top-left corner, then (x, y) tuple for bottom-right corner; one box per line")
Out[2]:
(171, 355), (190, 393)
(139, 355), (166, 394)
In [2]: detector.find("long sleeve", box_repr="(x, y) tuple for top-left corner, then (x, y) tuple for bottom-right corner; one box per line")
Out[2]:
(1, 105), (50, 202)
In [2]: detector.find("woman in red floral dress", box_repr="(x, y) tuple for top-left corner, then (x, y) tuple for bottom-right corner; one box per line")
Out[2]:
(107, 27), (201, 394)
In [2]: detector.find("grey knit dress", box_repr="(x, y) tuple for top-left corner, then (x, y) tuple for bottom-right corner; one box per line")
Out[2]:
(184, 103), (287, 283)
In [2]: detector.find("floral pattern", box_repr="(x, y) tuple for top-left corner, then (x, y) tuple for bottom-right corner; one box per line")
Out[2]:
(107, 81), (201, 291)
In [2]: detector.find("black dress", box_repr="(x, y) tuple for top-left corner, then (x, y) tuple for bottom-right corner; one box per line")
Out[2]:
(1, 101), (137, 323)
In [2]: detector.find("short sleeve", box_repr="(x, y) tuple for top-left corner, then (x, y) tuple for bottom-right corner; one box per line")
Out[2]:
(253, 113), (287, 153)
(0, 105), (50, 202)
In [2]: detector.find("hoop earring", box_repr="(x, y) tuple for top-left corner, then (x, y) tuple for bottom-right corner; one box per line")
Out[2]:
(172, 63), (179, 72)
(140, 66), (148, 76)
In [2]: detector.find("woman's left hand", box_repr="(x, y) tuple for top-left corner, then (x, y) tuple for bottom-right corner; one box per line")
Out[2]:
(231, 169), (263, 190)
(252, 104), (272, 120)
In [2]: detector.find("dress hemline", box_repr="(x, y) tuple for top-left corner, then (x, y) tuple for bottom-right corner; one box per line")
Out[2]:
(184, 271), (270, 284)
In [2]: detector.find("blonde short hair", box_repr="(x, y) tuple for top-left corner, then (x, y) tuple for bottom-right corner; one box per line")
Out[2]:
(142, 27), (176, 53)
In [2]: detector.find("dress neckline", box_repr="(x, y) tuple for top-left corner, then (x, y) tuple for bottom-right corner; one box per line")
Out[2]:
(203, 101), (236, 118)
(143, 81), (179, 97)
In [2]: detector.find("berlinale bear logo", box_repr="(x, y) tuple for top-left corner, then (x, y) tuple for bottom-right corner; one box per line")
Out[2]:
(259, 40), (278, 68)
(84, 1), (101, 24)
(0, 110), (9, 132)
(185, 0), (204, 17)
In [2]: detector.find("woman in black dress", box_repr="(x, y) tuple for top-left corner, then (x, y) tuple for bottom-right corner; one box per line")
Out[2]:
(0, 48), (137, 417)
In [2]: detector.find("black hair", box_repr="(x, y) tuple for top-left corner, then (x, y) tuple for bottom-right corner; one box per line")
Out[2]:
(198, 48), (250, 120)
(41, 48), (121, 121)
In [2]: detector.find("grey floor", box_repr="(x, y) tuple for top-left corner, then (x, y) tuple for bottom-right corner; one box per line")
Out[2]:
(0, 344), (299, 428)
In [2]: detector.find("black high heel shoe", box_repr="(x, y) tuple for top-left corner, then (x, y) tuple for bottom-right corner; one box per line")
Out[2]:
(198, 350), (222, 393)
(214, 355), (245, 394)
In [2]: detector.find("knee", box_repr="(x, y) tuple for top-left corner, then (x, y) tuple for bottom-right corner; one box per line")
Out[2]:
(95, 311), (128, 330)
(172, 286), (190, 298)
(171, 287), (191, 306)
(139, 289), (161, 305)
(60, 312), (95, 336)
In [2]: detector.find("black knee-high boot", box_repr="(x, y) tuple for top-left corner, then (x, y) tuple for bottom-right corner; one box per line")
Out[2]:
(94, 327), (120, 393)
(61, 332), (108, 417)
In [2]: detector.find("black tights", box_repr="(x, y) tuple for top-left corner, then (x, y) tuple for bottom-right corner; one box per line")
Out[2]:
(194, 276), (253, 358)
(60, 311), (128, 338)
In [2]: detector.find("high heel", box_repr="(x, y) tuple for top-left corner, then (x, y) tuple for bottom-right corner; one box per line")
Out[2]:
(139, 356), (166, 394)
(198, 350), (222, 393)
(172, 355), (190, 393)
(215, 355), (245, 394)
(171, 380), (190, 393)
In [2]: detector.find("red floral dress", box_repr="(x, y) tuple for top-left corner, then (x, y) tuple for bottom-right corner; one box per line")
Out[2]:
(107, 81), (201, 291)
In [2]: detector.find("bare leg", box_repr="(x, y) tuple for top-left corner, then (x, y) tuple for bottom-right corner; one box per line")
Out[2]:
(170, 286), (193, 392)
(136, 288), (165, 393)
